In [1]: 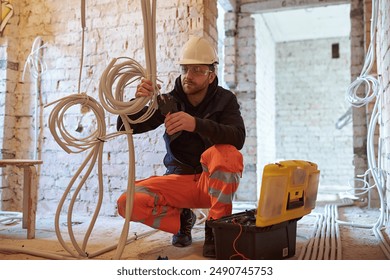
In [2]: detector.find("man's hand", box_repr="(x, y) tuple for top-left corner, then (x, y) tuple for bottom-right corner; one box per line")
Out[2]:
(135, 78), (159, 97)
(164, 111), (196, 135)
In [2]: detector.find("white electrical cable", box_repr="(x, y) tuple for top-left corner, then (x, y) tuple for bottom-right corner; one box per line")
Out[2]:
(346, 0), (379, 107)
(98, 0), (159, 260)
(48, 0), (159, 260)
(0, 211), (22, 225)
(300, 200), (355, 260)
(0, 1), (13, 33)
(298, 212), (322, 260)
(21, 36), (47, 160)
(285, 0), (387, 261)
(48, 93), (107, 258)
(0, 230), (158, 260)
(0, 0), (160, 260)
(21, 37), (47, 81)
(334, 204), (342, 260)
(301, 213), (323, 260)
(343, 0), (390, 259)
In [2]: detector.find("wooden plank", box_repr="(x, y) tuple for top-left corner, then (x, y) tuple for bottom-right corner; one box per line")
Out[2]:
(0, 159), (43, 166)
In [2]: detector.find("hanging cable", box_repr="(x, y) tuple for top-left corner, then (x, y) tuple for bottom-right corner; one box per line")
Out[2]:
(345, 0), (380, 107)
(48, 0), (160, 259)
(1, 36), (48, 230)
(1, 0), (160, 260)
(344, 0), (390, 259)
(98, 0), (159, 260)
(21, 36), (47, 160)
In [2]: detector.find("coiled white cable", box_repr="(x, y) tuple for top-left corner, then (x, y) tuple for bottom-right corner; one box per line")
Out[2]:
(98, 56), (158, 121)
(346, 0), (380, 107)
(98, 0), (159, 260)
(0, 0), (160, 260)
(344, 0), (390, 259)
(48, 93), (107, 258)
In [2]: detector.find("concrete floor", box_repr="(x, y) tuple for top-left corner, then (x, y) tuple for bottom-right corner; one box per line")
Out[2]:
(0, 196), (389, 260)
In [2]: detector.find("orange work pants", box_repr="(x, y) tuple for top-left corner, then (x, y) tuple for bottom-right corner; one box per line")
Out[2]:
(117, 144), (243, 234)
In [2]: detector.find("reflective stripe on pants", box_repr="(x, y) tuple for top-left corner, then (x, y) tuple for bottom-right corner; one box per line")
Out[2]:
(117, 144), (243, 234)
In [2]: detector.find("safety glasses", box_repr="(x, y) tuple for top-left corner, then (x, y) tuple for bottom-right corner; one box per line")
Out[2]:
(180, 65), (212, 76)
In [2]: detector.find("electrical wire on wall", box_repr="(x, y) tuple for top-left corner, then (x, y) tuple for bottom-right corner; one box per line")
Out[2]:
(343, 0), (390, 259)
(22, 36), (47, 160)
(298, 0), (389, 260)
(0, 36), (48, 231)
(0, 0), (160, 260)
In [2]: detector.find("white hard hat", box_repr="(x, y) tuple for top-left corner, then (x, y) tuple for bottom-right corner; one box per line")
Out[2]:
(179, 36), (219, 65)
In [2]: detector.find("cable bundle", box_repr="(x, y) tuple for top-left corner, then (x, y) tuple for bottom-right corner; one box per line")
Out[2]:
(346, 0), (380, 107)
(344, 0), (389, 259)
(99, 0), (159, 124)
(97, 0), (159, 260)
(48, 93), (108, 258)
(98, 56), (158, 122)
(299, 204), (344, 260)
(27, 0), (159, 259)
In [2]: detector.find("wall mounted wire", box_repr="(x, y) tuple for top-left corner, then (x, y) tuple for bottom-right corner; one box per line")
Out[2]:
(343, 0), (389, 259)
(298, 0), (389, 260)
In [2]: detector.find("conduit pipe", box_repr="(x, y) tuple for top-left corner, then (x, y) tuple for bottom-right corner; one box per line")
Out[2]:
(0, 0), (160, 260)
(21, 36), (47, 160)
(344, 0), (390, 259)
(298, 213), (322, 260)
(299, 200), (354, 260)
(49, 0), (159, 259)
(0, 211), (22, 225)
(300, 0), (389, 261)
(98, 0), (159, 260)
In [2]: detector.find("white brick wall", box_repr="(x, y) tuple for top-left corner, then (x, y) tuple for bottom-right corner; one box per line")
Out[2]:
(0, 0), (221, 215)
(233, 12), (257, 201)
(275, 38), (354, 187)
(377, 0), (390, 208)
(1, 0), (389, 215)
(254, 15), (276, 193)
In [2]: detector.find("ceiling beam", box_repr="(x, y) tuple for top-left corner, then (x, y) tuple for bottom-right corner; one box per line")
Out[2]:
(241, 0), (350, 14)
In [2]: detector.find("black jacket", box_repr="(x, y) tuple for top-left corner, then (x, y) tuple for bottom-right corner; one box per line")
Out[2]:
(117, 76), (246, 175)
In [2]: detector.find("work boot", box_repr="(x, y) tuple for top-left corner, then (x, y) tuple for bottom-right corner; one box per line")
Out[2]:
(203, 222), (216, 258)
(172, 208), (196, 247)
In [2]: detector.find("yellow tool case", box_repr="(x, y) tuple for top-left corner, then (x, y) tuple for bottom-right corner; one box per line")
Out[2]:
(207, 160), (320, 259)
(256, 160), (320, 227)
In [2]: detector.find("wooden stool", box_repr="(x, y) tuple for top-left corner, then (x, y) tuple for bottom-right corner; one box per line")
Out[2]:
(0, 159), (43, 239)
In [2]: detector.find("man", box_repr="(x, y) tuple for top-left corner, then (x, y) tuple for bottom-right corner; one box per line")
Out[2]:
(116, 36), (245, 258)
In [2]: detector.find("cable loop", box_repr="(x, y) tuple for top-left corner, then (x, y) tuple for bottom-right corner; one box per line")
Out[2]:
(346, 74), (380, 107)
(22, 37), (47, 81)
(98, 57), (159, 124)
(48, 93), (106, 154)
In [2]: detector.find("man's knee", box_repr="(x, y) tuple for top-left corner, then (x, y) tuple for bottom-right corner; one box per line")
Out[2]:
(117, 193), (127, 218)
(201, 144), (243, 173)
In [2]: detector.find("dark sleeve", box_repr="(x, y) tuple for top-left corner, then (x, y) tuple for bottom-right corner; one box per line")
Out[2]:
(116, 106), (165, 133)
(194, 95), (246, 150)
